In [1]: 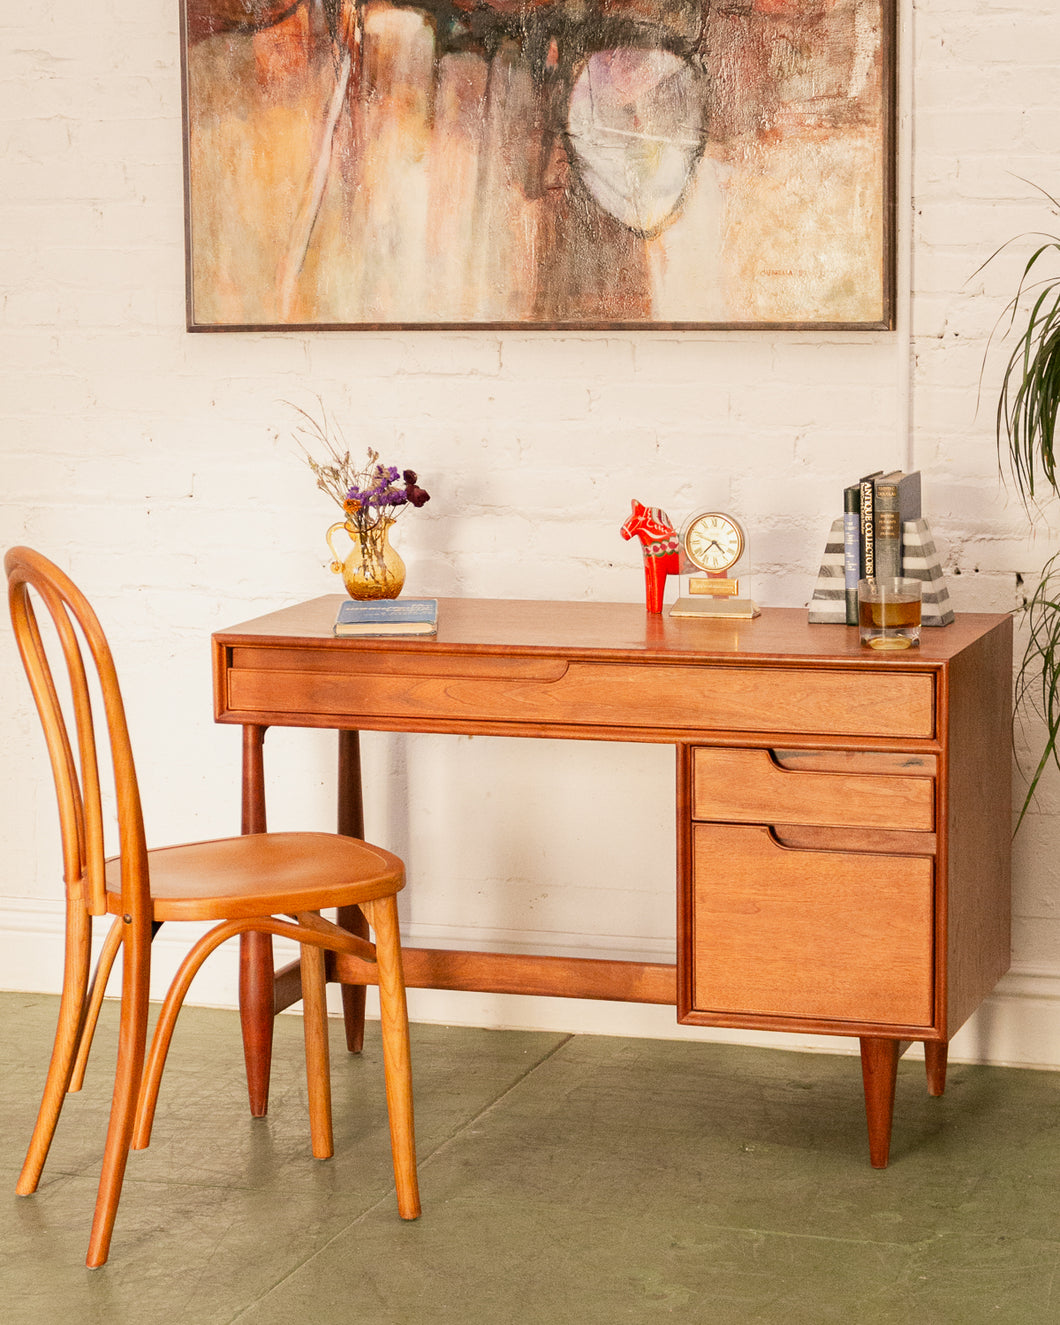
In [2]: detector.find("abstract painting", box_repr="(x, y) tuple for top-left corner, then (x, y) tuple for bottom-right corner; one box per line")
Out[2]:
(181, 0), (895, 330)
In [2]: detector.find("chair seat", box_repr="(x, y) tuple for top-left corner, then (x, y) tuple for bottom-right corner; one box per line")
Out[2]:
(104, 832), (404, 922)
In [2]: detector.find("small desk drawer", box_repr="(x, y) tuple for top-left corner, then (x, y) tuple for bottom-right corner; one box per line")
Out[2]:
(686, 824), (935, 1028)
(692, 747), (935, 832)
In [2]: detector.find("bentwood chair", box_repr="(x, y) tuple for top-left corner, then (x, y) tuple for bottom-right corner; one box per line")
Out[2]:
(5, 547), (420, 1267)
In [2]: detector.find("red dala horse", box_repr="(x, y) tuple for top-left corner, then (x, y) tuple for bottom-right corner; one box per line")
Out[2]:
(620, 500), (681, 613)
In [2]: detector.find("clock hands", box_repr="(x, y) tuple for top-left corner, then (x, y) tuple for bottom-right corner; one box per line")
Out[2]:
(695, 536), (731, 564)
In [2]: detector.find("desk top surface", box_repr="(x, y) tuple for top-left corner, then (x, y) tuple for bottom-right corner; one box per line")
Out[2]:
(215, 596), (1011, 670)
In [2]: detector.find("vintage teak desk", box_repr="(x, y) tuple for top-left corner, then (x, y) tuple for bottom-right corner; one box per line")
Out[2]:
(213, 597), (1013, 1167)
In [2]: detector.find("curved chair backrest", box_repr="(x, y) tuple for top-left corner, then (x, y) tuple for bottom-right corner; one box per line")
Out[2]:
(5, 547), (148, 922)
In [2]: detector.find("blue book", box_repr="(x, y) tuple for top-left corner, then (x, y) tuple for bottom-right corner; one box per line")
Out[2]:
(334, 598), (438, 637)
(842, 484), (860, 625)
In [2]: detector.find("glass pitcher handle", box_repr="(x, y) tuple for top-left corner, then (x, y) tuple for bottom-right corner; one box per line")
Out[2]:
(325, 521), (350, 575)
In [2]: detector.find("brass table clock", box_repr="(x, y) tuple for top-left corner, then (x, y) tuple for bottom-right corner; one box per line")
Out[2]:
(670, 510), (759, 619)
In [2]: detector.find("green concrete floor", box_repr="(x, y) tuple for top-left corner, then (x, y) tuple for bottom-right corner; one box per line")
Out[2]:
(0, 993), (1057, 1324)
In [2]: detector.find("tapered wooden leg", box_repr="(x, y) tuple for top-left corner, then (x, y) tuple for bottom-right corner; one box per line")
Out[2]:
(17, 901), (93, 1196)
(361, 894), (420, 1220)
(86, 914), (151, 1269)
(239, 724), (274, 1117)
(859, 1037), (900, 1169)
(336, 907), (369, 1053)
(924, 1040), (948, 1097)
(239, 932), (274, 1119)
(337, 729), (368, 1054)
(299, 932), (334, 1159)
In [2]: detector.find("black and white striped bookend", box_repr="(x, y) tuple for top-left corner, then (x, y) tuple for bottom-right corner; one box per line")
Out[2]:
(808, 518), (954, 626)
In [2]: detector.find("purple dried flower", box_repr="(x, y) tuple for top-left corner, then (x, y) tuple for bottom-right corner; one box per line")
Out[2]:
(294, 408), (429, 530)
(369, 484), (407, 508)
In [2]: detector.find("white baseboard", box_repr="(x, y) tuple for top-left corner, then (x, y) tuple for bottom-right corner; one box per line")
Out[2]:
(2, 899), (1057, 1070)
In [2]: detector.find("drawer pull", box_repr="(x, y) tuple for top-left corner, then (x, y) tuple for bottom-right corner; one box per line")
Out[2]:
(771, 824), (937, 856)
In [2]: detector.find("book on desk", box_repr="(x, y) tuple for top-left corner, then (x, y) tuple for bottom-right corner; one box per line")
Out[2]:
(333, 598), (438, 637)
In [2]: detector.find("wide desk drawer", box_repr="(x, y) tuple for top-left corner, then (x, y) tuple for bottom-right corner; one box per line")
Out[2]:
(225, 651), (936, 738)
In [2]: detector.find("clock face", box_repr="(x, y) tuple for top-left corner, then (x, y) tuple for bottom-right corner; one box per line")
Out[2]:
(684, 512), (745, 573)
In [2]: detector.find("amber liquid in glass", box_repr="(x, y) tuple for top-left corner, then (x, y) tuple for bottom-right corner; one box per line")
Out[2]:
(858, 599), (921, 630)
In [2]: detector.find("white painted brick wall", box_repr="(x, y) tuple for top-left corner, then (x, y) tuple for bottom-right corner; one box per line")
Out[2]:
(2, 0), (1059, 1065)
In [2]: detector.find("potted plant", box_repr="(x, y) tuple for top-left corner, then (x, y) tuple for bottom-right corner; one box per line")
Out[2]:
(987, 186), (1060, 827)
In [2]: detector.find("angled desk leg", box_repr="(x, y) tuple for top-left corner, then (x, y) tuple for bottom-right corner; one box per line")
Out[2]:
(860, 1037), (948, 1168)
(335, 729), (369, 1054)
(859, 1037), (907, 1168)
(924, 1039), (948, 1097)
(239, 724), (274, 1117)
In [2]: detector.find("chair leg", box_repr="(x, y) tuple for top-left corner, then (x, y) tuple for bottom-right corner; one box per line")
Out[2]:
(86, 916), (152, 1269)
(360, 895), (420, 1220)
(133, 916), (339, 1150)
(299, 933), (334, 1159)
(134, 918), (252, 1150)
(17, 902), (94, 1196)
(68, 915), (124, 1093)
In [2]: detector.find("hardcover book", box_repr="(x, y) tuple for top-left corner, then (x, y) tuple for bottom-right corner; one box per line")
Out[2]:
(874, 471), (922, 579)
(858, 471), (883, 577)
(334, 598), (438, 637)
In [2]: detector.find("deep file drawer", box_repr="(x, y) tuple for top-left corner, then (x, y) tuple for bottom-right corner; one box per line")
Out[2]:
(685, 823), (935, 1029)
(692, 747), (936, 832)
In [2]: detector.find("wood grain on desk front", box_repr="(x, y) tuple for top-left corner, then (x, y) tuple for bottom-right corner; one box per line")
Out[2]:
(213, 597), (1013, 1167)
